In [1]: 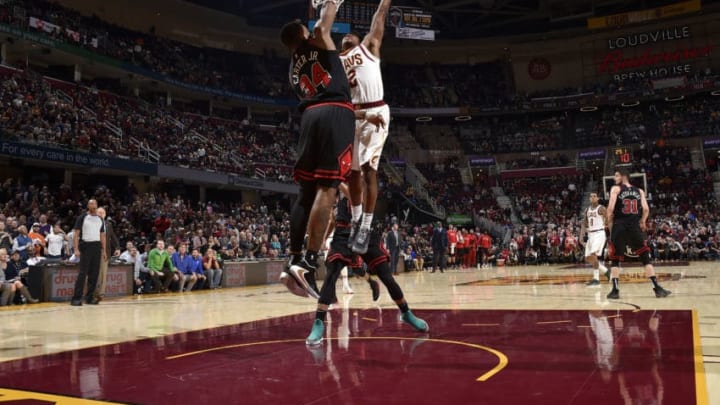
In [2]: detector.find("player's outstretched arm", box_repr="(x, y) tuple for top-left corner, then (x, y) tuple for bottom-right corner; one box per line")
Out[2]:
(606, 186), (620, 232)
(363, 0), (392, 56)
(313, 0), (340, 50)
(639, 189), (650, 232)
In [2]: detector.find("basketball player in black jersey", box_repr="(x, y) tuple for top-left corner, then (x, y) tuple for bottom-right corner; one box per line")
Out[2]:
(278, 1), (384, 299)
(306, 183), (429, 345)
(606, 168), (671, 299)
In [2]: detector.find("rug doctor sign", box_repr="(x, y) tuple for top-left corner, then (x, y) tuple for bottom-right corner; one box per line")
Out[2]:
(597, 25), (714, 81)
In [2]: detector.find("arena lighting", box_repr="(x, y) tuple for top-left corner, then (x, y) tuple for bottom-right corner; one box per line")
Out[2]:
(579, 106), (598, 112)
(416, 116), (432, 122)
(455, 115), (472, 122)
(665, 95), (685, 102)
(621, 101), (640, 107)
(711, 90), (720, 96)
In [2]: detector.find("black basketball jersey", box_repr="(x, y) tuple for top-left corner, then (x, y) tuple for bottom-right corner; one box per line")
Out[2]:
(335, 196), (352, 232)
(335, 196), (382, 243)
(289, 40), (351, 112)
(613, 184), (644, 224)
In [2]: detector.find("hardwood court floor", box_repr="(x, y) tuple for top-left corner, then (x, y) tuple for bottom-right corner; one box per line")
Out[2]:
(0, 261), (717, 404)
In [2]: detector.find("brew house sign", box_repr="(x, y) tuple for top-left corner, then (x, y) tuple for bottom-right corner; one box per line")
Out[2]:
(599, 25), (713, 81)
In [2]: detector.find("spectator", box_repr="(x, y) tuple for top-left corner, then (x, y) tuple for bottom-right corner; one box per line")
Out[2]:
(118, 242), (136, 263)
(46, 223), (65, 260)
(146, 239), (175, 292)
(4, 249), (39, 304)
(11, 225), (32, 260)
(171, 244), (196, 292)
(125, 245), (150, 294)
(0, 222), (12, 252)
(190, 247), (207, 290)
(203, 248), (223, 289)
(0, 248), (16, 305)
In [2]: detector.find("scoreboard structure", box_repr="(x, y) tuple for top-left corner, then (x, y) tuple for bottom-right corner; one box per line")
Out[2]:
(309, 1), (377, 25)
(612, 146), (633, 166)
(308, 1), (433, 34)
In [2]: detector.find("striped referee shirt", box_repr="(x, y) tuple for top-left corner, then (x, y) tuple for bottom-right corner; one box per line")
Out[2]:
(74, 214), (105, 242)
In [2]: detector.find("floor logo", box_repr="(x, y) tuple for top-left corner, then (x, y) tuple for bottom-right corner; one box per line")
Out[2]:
(456, 272), (704, 287)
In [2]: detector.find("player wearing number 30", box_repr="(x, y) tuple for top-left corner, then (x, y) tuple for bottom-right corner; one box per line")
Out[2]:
(340, 0), (393, 255)
(278, 0), (386, 300)
(605, 168), (671, 300)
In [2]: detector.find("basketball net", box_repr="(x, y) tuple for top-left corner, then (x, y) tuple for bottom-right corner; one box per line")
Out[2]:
(312, 0), (345, 10)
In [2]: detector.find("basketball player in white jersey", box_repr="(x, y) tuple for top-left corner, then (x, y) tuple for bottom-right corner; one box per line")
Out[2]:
(586, 310), (615, 379)
(580, 193), (610, 287)
(340, 0), (392, 255)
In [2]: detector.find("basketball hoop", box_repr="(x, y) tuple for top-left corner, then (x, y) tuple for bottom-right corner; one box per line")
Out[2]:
(312, 0), (345, 10)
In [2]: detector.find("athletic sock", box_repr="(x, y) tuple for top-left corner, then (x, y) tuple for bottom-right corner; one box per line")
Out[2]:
(398, 302), (409, 313)
(361, 213), (374, 229)
(289, 252), (302, 265)
(316, 309), (327, 321)
(611, 277), (620, 291)
(593, 269), (600, 281)
(649, 276), (659, 289)
(351, 205), (363, 223)
(305, 251), (319, 268)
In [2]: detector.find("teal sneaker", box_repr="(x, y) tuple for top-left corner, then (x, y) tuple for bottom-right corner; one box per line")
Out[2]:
(306, 319), (325, 346)
(401, 311), (429, 332)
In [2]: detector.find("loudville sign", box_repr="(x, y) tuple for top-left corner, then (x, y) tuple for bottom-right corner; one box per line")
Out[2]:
(607, 26), (690, 49)
(598, 25), (712, 81)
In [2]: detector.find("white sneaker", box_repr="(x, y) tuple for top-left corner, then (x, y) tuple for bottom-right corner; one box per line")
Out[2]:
(280, 271), (310, 298)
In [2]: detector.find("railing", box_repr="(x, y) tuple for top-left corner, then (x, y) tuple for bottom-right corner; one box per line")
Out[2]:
(189, 129), (208, 143)
(103, 120), (123, 143)
(166, 114), (184, 131)
(129, 136), (159, 163)
(412, 179), (446, 218)
(474, 214), (511, 244)
(55, 89), (73, 104)
(81, 106), (96, 121)
(405, 162), (428, 186)
(229, 155), (243, 170)
(382, 161), (404, 184)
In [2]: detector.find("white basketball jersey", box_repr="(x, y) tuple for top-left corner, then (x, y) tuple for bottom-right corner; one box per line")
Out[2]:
(586, 205), (605, 232)
(340, 44), (384, 105)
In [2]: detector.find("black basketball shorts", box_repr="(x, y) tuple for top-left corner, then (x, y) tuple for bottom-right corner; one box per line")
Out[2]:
(294, 102), (355, 188)
(608, 223), (650, 262)
(326, 234), (388, 273)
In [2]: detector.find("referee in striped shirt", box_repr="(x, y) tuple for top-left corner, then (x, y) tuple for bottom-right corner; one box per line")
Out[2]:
(71, 199), (107, 306)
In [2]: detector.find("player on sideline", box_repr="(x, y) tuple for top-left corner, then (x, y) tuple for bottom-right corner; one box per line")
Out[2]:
(278, 0), (384, 299)
(447, 225), (458, 269)
(306, 183), (429, 345)
(340, 0), (393, 255)
(605, 168), (671, 299)
(580, 192), (610, 287)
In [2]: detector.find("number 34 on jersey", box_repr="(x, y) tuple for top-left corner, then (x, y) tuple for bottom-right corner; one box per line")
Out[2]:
(291, 51), (331, 98)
